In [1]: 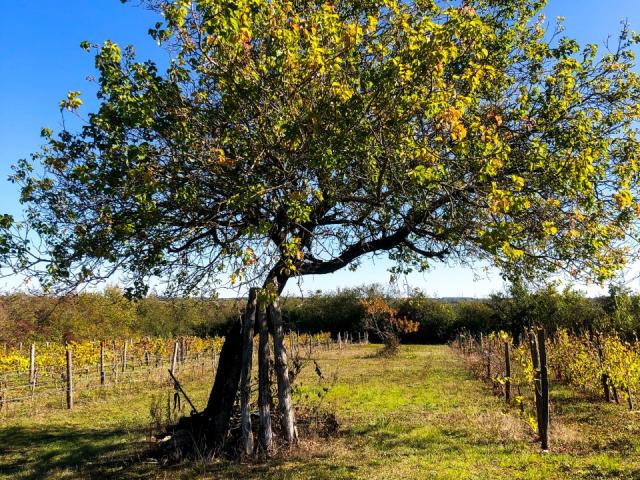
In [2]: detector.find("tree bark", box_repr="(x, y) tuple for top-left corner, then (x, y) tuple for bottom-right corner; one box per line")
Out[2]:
(198, 272), (288, 452)
(257, 306), (273, 454)
(202, 315), (244, 447)
(268, 297), (297, 444)
(239, 288), (257, 457)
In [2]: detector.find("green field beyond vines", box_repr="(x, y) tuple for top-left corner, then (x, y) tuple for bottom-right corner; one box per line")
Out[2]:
(1, 344), (639, 480)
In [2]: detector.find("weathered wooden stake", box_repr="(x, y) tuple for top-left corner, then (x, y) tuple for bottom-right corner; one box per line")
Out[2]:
(596, 337), (611, 402)
(537, 329), (549, 450)
(338, 332), (342, 349)
(289, 331), (295, 359)
(504, 341), (511, 403)
(529, 331), (543, 440)
(122, 342), (128, 373)
(112, 340), (118, 384)
(170, 341), (179, 375)
(486, 341), (492, 380)
(29, 343), (36, 393)
(66, 348), (73, 409)
(99, 341), (105, 385)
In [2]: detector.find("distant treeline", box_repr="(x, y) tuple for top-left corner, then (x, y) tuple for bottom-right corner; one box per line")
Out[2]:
(283, 283), (640, 343)
(0, 287), (240, 343)
(1, 283), (639, 343)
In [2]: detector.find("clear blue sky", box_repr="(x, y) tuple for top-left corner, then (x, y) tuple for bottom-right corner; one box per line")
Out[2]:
(1, 1), (639, 297)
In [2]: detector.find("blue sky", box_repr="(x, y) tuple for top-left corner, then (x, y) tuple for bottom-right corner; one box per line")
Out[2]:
(1, 1), (640, 297)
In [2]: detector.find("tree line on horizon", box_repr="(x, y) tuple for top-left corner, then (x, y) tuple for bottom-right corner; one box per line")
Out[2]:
(2, 283), (640, 344)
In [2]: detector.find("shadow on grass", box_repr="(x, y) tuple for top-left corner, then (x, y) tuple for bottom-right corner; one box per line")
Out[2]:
(0, 423), (364, 480)
(0, 424), (157, 480)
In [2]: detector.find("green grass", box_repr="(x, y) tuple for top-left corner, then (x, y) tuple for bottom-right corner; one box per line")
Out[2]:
(1, 345), (639, 479)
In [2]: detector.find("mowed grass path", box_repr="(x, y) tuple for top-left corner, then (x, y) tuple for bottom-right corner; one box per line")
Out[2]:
(1, 345), (639, 479)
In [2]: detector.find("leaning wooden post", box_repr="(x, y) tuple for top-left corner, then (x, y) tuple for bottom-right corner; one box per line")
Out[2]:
(504, 341), (511, 404)
(537, 329), (549, 450)
(66, 347), (73, 409)
(257, 306), (273, 454)
(29, 343), (36, 393)
(170, 341), (179, 375)
(240, 288), (257, 456)
(268, 290), (297, 444)
(99, 341), (105, 385)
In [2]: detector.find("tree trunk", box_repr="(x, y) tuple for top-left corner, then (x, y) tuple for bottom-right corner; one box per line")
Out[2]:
(202, 315), (244, 447)
(268, 297), (297, 444)
(257, 306), (273, 454)
(240, 288), (257, 457)
(194, 273), (289, 453)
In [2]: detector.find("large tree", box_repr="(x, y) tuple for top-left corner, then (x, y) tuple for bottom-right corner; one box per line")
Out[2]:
(4, 0), (640, 453)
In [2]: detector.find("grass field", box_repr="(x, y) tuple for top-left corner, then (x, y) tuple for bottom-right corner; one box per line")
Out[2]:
(1, 344), (639, 479)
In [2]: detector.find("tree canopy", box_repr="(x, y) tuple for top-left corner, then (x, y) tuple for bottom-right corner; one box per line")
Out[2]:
(4, 0), (640, 296)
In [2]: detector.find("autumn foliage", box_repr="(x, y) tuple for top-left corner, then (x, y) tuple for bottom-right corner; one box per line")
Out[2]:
(360, 295), (419, 356)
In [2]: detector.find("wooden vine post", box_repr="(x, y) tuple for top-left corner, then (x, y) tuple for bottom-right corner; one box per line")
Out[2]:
(529, 331), (543, 443)
(122, 342), (128, 373)
(29, 343), (36, 394)
(99, 341), (105, 385)
(170, 341), (179, 376)
(289, 331), (295, 359)
(66, 347), (73, 409)
(504, 341), (511, 404)
(111, 340), (118, 384)
(537, 329), (549, 450)
(486, 339), (492, 380)
(596, 336), (611, 402)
